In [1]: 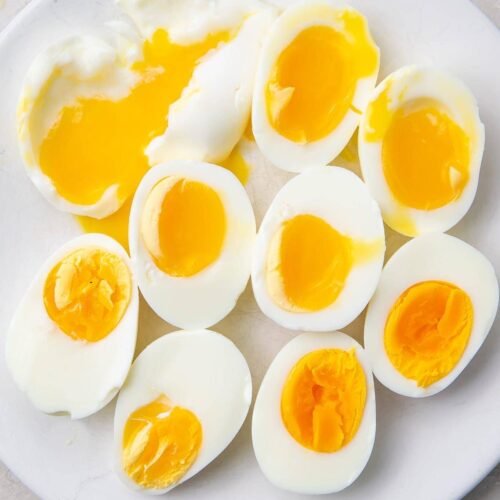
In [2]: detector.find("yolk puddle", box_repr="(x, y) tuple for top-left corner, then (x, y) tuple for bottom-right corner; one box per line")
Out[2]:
(384, 280), (473, 388)
(219, 143), (251, 184)
(281, 348), (366, 452)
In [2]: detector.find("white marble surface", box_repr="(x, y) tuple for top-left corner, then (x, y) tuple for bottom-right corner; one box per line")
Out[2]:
(0, 0), (498, 499)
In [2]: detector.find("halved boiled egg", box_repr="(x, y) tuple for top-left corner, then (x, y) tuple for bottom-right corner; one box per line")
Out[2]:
(114, 329), (252, 494)
(129, 160), (255, 329)
(252, 0), (379, 172)
(252, 332), (376, 494)
(252, 166), (385, 331)
(5, 234), (138, 418)
(358, 65), (485, 236)
(364, 233), (498, 397)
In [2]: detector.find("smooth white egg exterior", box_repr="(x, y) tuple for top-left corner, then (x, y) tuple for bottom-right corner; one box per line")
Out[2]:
(364, 233), (499, 397)
(5, 233), (139, 419)
(358, 65), (485, 237)
(251, 166), (385, 331)
(252, 331), (376, 494)
(252, 0), (379, 172)
(114, 329), (252, 495)
(129, 160), (256, 329)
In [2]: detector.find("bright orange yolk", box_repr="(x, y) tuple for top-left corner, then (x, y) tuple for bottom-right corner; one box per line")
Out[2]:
(385, 280), (473, 388)
(265, 12), (378, 144)
(281, 348), (366, 452)
(122, 395), (202, 490)
(141, 177), (226, 277)
(382, 98), (470, 210)
(43, 247), (131, 342)
(266, 214), (381, 312)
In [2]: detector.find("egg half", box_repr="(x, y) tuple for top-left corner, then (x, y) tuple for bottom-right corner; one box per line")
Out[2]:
(358, 65), (485, 236)
(364, 233), (498, 397)
(5, 233), (138, 418)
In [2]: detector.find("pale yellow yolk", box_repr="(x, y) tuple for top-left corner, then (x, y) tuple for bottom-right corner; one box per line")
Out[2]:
(122, 395), (202, 490)
(281, 348), (366, 453)
(44, 247), (131, 342)
(38, 28), (231, 239)
(266, 214), (381, 312)
(385, 280), (473, 388)
(141, 177), (226, 278)
(265, 12), (378, 143)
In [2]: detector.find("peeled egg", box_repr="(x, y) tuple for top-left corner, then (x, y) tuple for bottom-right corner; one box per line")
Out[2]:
(252, 0), (379, 172)
(129, 160), (255, 329)
(252, 166), (385, 331)
(5, 234), (138, 418)
(358, 65), (485, 236)
(252, 332), (376, 494)
(114, 329), (252, 494)
(364, 233), (498, 397)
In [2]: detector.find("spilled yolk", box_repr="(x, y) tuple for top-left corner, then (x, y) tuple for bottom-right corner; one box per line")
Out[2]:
(385, 280), (473, 388)
(141, 177), (226, 277)
(122, 395), (202, 490)
(266, 214), (382, 312)
(265, 12), (378, 143)
(44, 247), (131, 342)
(281, 348), (366, 453)
(219, 143), (251, 185)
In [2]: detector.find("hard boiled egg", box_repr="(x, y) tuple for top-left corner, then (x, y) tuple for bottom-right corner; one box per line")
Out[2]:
(114, 329), (252, 494)
(252, 0), (379, 172)
(252, 332), (376, 494)
(358, 65), (485, 236)
(129, 160), (256, 329)
(364, 233), (498, 397)
(252, 166), (385, 331)
(5, 234), (138, 418)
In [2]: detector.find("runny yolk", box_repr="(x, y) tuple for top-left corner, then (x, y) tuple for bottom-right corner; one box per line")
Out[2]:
(122, 395), (202, 490)
(265, 11), (378, 144)
(384, 280), (473, 388)
(382, 98), (470, 210)
(140, 177), (226, 278)
(266, 214), (382, 312)
(281, 348), (366, 453)
(43, 247), (131, 342)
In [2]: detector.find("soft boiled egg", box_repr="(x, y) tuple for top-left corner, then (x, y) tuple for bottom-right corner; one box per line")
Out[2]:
(252, 0), (379, 172)
(17, 0), (275, 219)
(364, 233), (498, 397)
(114, 329), (252, 494)
(129, 160), (255, 329)
(252, 166), (385, 331)
(252, 332), (376, 494)
(5, 234), (138, 418)
(358, 65), (485, 236)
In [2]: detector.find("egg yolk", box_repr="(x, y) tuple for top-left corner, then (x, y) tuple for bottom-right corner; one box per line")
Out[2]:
(385, 280), (473, 388)
(122, 395), (202, 490)
(266, 214), (381, 312)
(141, 177), (226, 277)
(281, 348), (366, 452)
(265, 11), (378, 143)
(43, 247), (131, 342)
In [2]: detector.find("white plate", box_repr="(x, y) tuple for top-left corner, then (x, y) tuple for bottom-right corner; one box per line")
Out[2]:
(0, 1), (499, 499)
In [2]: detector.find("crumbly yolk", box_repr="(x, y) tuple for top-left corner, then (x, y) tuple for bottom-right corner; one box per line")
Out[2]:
(141, 177), (226, 277)
(122, 395), (202, 490)
(265, 11), (378, 143)
(38, 28), (231, 237)
(266, 214), (382, 312)
(43, 247), (131, 342)
(385, 280), (473, 388)
(281, 348), (366, 452)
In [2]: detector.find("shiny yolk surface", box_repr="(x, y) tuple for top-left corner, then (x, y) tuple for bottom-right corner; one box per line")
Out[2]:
(265, 12), (378, 144)
(44, 247), (131, 342)
(141, 177), (226, 277)
(281, 348), (366, 453)
(122, 395), (202, 490)
(385, 280), (473, 388)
